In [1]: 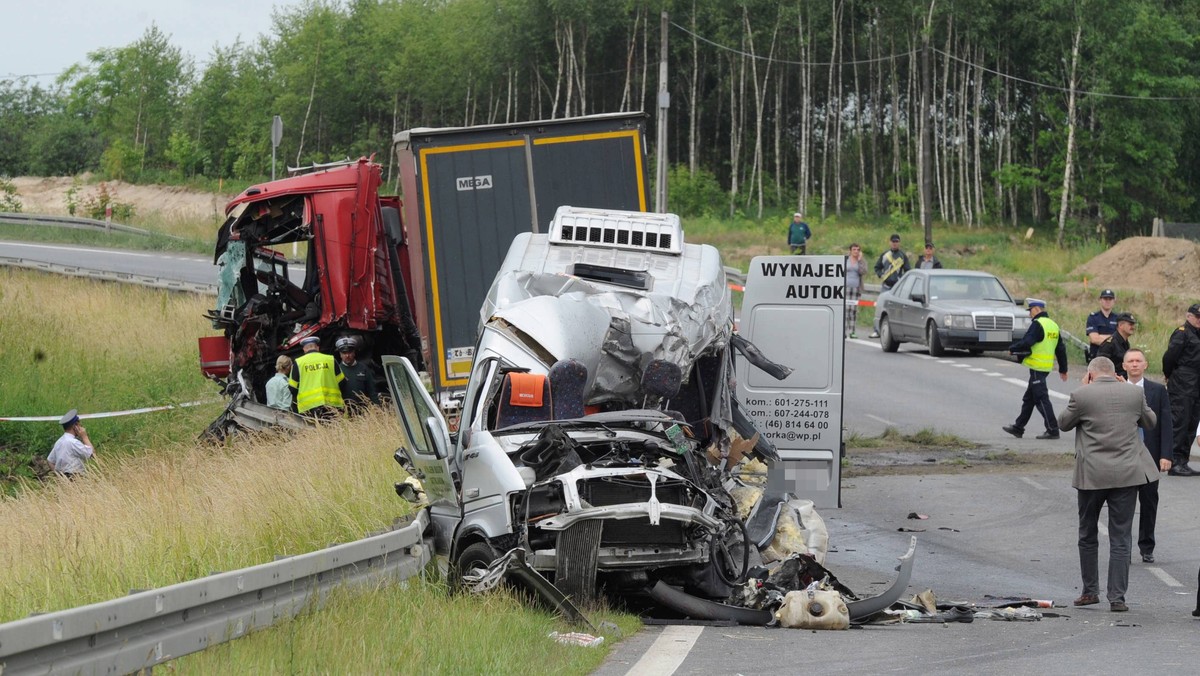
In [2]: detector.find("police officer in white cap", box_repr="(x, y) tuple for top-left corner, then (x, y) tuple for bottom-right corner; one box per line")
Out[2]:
(47, 409), (96, 477)
(1003, 298), (1069, 440)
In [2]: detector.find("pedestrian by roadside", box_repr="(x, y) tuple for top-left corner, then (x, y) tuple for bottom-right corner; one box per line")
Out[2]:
(1162, 303), (1200, 476)
(1002, 298), (1068, 440)
(289, 336), (345, 418)
(1121, 349), (1172, 564)
(1097, 313), (1136, 379)
(336, 336), (380, 410)
(868, 234), (910, 338)
(873, 233), (910, 291)
(1086, 289), (1119, 361)
(47, 409), (96, 477)
(1060, 356), (1159, 613)
(915, 242), (943, 270)
(845, 243), (867, 339)
(266, 355), (294, 411)
(787, 212), (812, 254)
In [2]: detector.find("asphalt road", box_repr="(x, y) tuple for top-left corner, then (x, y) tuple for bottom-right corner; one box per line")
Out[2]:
(0, 240), (217, 286)
(597, 340), (1200, 675)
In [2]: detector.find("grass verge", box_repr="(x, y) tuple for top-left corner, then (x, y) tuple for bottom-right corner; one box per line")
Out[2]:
(0, 269), (218, 482)
(172, 580), (639, 674)
(0, 408), (408, 622)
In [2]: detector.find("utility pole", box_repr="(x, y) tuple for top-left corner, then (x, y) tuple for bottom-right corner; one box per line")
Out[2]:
(655, 10), (669, 213)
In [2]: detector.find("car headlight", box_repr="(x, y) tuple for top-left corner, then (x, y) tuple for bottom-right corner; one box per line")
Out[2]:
(1013, 316), (1032, 329)
(943, 314), (973, 329)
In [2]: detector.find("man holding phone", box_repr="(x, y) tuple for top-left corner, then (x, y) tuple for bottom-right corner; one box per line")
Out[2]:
(47, 409), (96, 477)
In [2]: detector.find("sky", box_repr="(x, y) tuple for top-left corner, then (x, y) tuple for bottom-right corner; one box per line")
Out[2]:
(2, 0), (299, 82)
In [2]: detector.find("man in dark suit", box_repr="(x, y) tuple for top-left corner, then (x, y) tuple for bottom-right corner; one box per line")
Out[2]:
(1059, 356), (1159, 613)
(1122, 349), (1172, 563)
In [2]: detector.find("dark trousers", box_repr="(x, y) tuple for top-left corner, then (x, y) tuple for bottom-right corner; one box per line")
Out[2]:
(1014, 369), (1058, 434)
(1137, 480), (1160, 557)
(1078, 486), (1137, 603)
(1169, 391), (1200, 465)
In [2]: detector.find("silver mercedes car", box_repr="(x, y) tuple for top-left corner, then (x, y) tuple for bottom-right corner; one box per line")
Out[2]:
(875, 269), (1029, 356)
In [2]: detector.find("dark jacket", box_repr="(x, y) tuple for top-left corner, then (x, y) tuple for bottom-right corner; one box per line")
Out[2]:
(1008, 311), (1068, 374)
(1085, 309), (1119, 360)
(915, 255), (943, 270)
(339, 358), (380, 406)
(1139, 379), (1173, 464)
(874, 249), (910, 289)
(1162, 322), (1200, 395)
(1096, 333), (1131, 378)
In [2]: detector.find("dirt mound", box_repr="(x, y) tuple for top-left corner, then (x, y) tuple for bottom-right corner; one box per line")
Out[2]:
(10, 176), (232, 221)
(1071, 236), (1200, 297)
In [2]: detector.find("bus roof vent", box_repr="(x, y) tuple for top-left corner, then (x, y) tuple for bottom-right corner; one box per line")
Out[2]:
(549, 206), (683, 255)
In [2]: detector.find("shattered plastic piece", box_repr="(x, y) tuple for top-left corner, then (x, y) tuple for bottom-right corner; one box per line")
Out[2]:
(907, 512), (929, 520)
(466, 548), (595, 630)
(549, 631), (605, 647)
(665, 424), (690, 455)
(897, 527), (926, 533)
(911, 589), (937, 614)
(905, 608), (974, 624)
(975, 607), (1042, 621)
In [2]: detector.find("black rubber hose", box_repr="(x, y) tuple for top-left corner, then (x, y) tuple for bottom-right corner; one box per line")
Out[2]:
(711, 518), (751, 587)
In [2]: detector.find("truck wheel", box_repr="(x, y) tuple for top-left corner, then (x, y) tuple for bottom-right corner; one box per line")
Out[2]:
(452, 541), (498, 592)
(926, 322), (946, 357)
(880, 317), (900, 353)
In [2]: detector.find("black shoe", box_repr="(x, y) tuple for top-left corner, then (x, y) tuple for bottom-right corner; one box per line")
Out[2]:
(1169, 464), (1197, 477)
(1002, 425), (1024, 439)
(1035, 431), (1060, 440)
(1142, 553), (1155, 563)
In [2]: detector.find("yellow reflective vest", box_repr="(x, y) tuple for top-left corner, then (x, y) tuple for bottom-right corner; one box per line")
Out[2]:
(289, 351), (345, 412)
(1022, 315), (1060, 373)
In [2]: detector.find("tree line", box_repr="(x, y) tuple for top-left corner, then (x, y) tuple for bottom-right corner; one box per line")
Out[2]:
(2, 0), (1199, 240)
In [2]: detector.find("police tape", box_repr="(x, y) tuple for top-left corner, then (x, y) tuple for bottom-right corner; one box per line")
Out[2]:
(0, 399), (221, 423)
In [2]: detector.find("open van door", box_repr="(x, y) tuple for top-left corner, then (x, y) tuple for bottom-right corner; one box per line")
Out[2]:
(382, 356), (459, 552)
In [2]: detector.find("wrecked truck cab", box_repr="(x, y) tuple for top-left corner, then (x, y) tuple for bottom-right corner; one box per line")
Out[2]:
(387, 206), (786, 600)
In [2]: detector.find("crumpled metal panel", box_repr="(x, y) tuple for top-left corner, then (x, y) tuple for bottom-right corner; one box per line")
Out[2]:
(483, 232), (732, 402)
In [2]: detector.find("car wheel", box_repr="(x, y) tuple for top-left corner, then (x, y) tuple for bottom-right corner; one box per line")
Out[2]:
(926, 322), (945, 357)
(451, 540), (498, 592)
(880, 317), (900, 353)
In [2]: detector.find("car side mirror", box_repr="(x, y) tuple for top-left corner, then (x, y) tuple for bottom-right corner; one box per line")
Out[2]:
(911, 293), (926, 304)
(393, 448), (423, 479)
(1013, 297), (1025, 306)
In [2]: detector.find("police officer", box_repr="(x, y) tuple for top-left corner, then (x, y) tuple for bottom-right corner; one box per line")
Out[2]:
(336, 336), (380, 409)
(1096, 313), (1136, 379)
(1163, 303), (1200, 476)
(1003, 298), (1069, 440)
(288, 336), (345, 417)
(47, 409), (96, 477)
(1086, 289), (1120, 361)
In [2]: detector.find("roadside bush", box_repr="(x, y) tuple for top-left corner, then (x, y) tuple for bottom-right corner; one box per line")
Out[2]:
(79, 182), (135, 221)
(668, 165), (725, 217)
(0, 176), (22, 212)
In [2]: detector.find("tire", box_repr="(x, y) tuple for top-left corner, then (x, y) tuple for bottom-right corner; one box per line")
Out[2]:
(926, 322), (946, 357)
(451, 541), (498, 591)
(880, 317), (900, 353)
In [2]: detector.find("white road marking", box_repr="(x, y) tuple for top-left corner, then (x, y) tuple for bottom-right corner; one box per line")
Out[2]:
(1049, 391), (1069, 401)
(625, 626), (703, 676)
(847, 338), (880, 348)
(985, 372), (1003, 377)
(937, 359), (956, 365)
(1020, 477), (1047, 490)
(867, 414), (897, 426)
(1003, 377), (1028, 388)
(969, 368), (986, 372)
(1148, 567), (1184, 587)
(909, 353), (936, 360)
(953, 363), (970, 368)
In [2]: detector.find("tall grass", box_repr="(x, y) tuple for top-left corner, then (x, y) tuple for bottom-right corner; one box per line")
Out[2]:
(0, 269), (218, 477)
(0, 408), (408, 621)
(174, 581), (638, 674)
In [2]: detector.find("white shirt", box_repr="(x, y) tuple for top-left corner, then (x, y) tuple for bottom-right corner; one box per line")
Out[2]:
(47, 432), (93, 474)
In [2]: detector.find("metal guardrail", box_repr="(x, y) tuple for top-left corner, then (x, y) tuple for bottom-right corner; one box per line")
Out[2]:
(0, 256), (218, 296)
(0, 510), (431, 675)
(0, 212), (190, 242)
